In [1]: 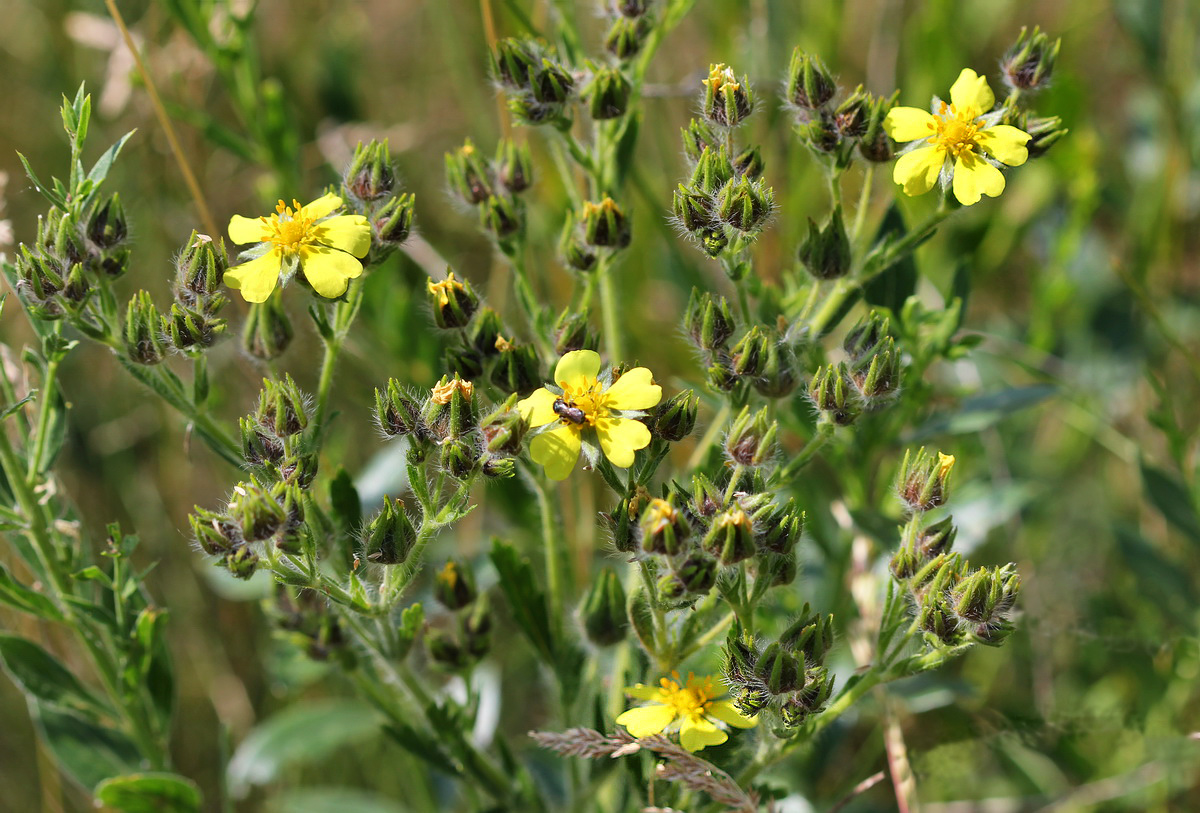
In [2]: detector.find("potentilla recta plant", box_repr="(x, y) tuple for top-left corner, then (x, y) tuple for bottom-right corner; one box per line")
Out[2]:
(0, 4), (1064, 810)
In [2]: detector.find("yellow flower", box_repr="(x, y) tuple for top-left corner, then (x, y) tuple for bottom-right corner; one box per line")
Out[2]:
(884, 69), (1032, 206)
(225, 194), (371, 303)
(616, 672), (757, 753)
(517, 350), (661, 481)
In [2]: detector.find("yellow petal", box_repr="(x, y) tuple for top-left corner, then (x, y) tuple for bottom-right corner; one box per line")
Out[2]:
(707, 700), (758, 729)
(596, 417), (650, 468)
(224, 250), (282, 303)
(517, 388), (559, 427)
(299, 244), (363, 299)
(314, 215), (372, 258)
(228, 214), (267, 245)
(883, 106), (936, 142)
(554, 350), (602, 392)
(949, 68), (994, 115)
(893, 146), (945, 197)
(624, 684), (663, 701)
(605, 367), (662, 411)
(951, 152), (1006, 206)
(678, 715), (728, 752)
(529, 424), (581, 480)
(616, 704), (677, 738)
(977, 125), (1031, 167)
(301, 193), (342, 221)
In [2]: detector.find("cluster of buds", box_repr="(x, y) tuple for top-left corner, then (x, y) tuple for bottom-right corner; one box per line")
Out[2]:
(723, 606), (836, 730)
(806, 311), (904, 424)
(684, 290), (798, 397)
(784, 48), (898, 164)
(607, 465), (804, 610)
(603, 1), (653, 61)
(375, 372), (528, 481)
(13, 197), (131, 322)
(562, 197), (632, 271)
(271, 585), (352, 665)
(445, 137), (533, 241)
(427, 560), (492, 671)
(491, 38), (576, 126)
(672, 73), (775, 259)
(341, 139), (416, 264)
(239, 375), (318, 486)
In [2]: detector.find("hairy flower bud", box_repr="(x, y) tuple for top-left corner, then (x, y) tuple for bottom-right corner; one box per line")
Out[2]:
(798, 206), (851, 280)
(753, 498), (804, 554)
(843, 311), (890, 361)
(427, 271), (479, 329)
(585, 66), (631, 120)
(189, 506), (240, 555)
(481, 193), (522, 238)
(425, 374), (476, 439)
(530, 58), (575, 105)
(365, 496), (419, 565)
(1001, 26), (1060, 91)
(716, 177), (774, 235)
(480, 394), (528, 456)
(227, 481), (286, 542)
(445, 139), (494, 205)
(343, 139), (396, 203)
(494, 138), (534, 192)
(689, 145), (734, 196)
(779, 606), (834, 664)
(225, 545), (260, 580)
(242, 296), (293, 360)
(373, 193), (415, 246)
(1022, 114), (1069, 158)
(898, 447), (956, 512)
(581, 197), (632, 249)
(786, 49), (836, 109)
(490, 343), (542, 395)
(724, 406), (777, 466)
(435, 558), (477, 610)
(756, 642), (803, 695)
(124, 290), (166, 365)
(684, 288), (736, 351)
(605, 15), (651, 60)
(808, 364), (860, 426)
(652, 390), (698, 442)
(832, 86), (869, 138)
(703, 508), (756, 566)
(605, 495), (639, 554)
(581, 568), (628, 646)
(849, 336), (901, 404)
(672, 184), (714, 233)
(701, 63), (753, 127)
(681, 119), (720, 164)
(164, 303), (224, 351)
(553, 309), (599, 355)
(639, 498), (691, 556)
(491, 37), (539, 89)
(859, 91), (899, 162)
(87, 193), (127, 249)
(256, 374), (309, 437)
(375, 379), (425, 438)
(732, 145), (765, 179)
(462, 595), (493, 658)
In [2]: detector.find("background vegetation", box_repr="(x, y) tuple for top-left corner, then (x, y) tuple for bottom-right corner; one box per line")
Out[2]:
(0, 0), (1197, 809)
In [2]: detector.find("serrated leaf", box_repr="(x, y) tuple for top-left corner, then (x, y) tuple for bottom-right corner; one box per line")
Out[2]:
(489, 538), (554, 663)
(0, 634), (103, 714)
(227, 699), (382, 797)
(34, 704), (141, 789)
(1140, 460), (1200, 543)
(94, 773), (202, 813)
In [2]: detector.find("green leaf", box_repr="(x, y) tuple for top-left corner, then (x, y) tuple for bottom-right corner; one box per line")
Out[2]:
(0, 634), (103, 713)
(627, 586), (656, 656)
(907, 385), (1055, 441)
(87, 130), (137, 188)
(329, 466), (362, 534)
(1114, 525), (1194, 625)
(1140, 460), (1200, 543)
(0, 391), (35, 422)
(94, 773), (202, 813)
(33, 704), (140, 789)
(383, 721), (460, 777)
(0, 563), (63, 620)
(227, 699), (382, 797)
(266, 788), (410, 813)
(489, 538), (555, 663)
(16, 151), (68, 209)
(863, 203), (919, 320)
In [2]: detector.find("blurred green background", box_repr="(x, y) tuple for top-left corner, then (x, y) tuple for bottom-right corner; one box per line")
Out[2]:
(1, 0), (1198, 810)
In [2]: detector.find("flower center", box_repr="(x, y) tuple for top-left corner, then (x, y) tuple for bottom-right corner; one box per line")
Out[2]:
(659, 673), (715, 717)
(558, 380), (607, 428)
(932, 102), (980, 157)
(264, 200), (316, 254)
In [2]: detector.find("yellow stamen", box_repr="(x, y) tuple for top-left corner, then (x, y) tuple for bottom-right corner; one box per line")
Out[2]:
(431, 378), (474, 405)
(931, 102), (983, 158)
(259, 199), (319, 255)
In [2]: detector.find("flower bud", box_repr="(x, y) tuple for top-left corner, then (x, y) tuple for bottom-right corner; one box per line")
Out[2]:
(490, 343), (542, 395)
(672, 184), (714, 233)
(732, 145), (764, 180)
(87, 193), (127, 249)
(757, 551), (798, 587)
(684, 288), (736, 351)
(427, 271), (479, 329)
(461, 307), (502, 357)
(688, 146), (734, 196)
(701, 63), (753, 128)
(242, 296), (293, 360)
(375, 379), (425, 438)
(481, 193), (522, 238)
(797, 112), (842, 152)
(703, 508), (756, 566)
(434, 559), (477, 610)
(798, 206), (851, 280)
(427, 629), (468, 670)
(445, 139), (494, 205)
(859, 91), (898, 163)
(724, 406), (777, 467)
(164, 303), (225, 351)
(753, 498), (804, 554)
(700, 228), (730, 259)
(494, 138), (534, 192)
(808, 364), (860, 426)
(605, 15), (651, 60)
(482, 455), (516, 479)
(462, 595), (493, 658)
(909, 553), (961, 604)
(898, 447), (956, 512)
(426, 374), (476, 439)
(730, 326), (767, 379)
(613, 0), (650, 16)
(491, 37), (539, 89)
(585, 66), (631, 120)
(256, 375), (309, 437)
(716, 177), (774, 235)
(849, 336), (901, 404)
(681, 119), (720, 164)
(779, 606), (834, 665)
(723, 631), (758, 684)
(364, 496), (419, 565)
(561, 228), (598, 272)
(1022, 114), (1068, 158)
(785, 49), (835, 109)
(780, 667), (834, 727)
(552, 309), (599, 355)
(918, 598), (961, 646)
(734, 687), (770, 717)
(189, 506), (240, 555)
(225, 545), (260, 580)
(918, 516), (957, 559)
(343, 139), (396, 203)
(581, 568), (628, 646)
(950, 563), (1020, 627)
(639, 498), (691, 556)
(275, 485), (307, 555)
(673, 553), (719, 594)
(844, 312), (890, 360)
(530, 58), (575, 105)
(752, 336), (798, 398)
(581, 197), (631, 249)
(124, 290), (166, 365)
(756, 642), (803, 695)
(832, 86), (868, 137)
(280, 451), (319, 489)
(98, 247), (131, 279)
(14, 246), (64, 302)
(239, 416), (282, 467)
(61, 264), (91, 304)
(373, 193), (415, 246)
(440, 437), (479, 479)
(481, 394), (528, 455)
(227, 481), (286, 542)
(1001, 26), (1060, 92)
(651, 390), (698, 442)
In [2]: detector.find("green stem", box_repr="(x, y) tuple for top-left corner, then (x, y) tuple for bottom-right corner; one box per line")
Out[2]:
(26, 352), (61, 479)
(850, 164), (875, 245)
(775, 421), (834, 482)
(531, 472), (569, 635)
(638, 559), (670, 669)
(310, 278), (365, 444)
(596, 254), (624, 360)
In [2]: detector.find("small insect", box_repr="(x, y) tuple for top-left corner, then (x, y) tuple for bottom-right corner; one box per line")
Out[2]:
(552, 397), (587, 425)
